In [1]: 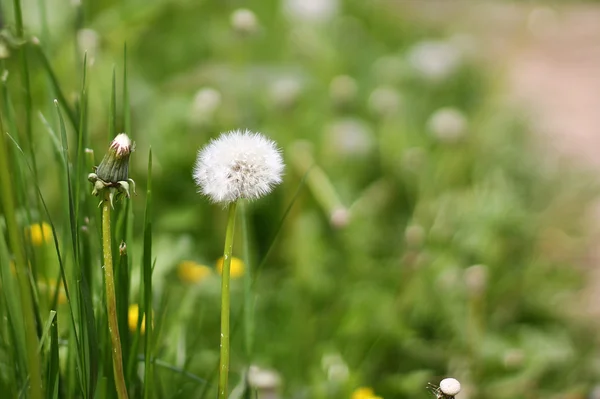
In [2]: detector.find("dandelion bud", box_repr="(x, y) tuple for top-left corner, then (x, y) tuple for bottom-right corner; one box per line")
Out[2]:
(439, 378), (461, 396)
(96, 133), (133, 184)
(230, 9), (259, 35)
(193, 130), (284, 203)
(89, 133), (135, 201)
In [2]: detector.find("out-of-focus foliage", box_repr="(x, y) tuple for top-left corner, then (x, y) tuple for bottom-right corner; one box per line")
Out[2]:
(0, 0), (599, 398)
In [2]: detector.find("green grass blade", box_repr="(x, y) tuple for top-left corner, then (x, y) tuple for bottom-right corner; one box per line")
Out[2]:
(110, 66), (117, 140)
(123, 44), (131, 137)
(142, 148), (153, 399)
(46, 312), (59, 399)
(0, 115), (42, 399)
(33, 43), (78, 129)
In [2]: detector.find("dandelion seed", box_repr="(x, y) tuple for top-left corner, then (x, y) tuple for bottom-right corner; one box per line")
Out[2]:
(193, 130), (284, 203)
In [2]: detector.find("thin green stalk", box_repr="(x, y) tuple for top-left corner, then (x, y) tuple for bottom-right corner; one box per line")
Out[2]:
(240, 201), (253, 359)
(217, 201), (238, 399)
(101, 193), (129, 399)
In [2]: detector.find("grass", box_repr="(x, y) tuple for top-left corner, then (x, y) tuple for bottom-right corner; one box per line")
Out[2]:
(0, 0), (599, 398)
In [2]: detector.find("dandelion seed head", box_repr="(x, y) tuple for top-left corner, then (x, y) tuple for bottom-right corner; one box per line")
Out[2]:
(439, 378), (461, 396)
(193, 130), (284, 203)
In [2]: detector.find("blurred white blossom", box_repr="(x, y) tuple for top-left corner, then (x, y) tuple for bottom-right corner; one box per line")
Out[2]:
(282, 0), (338, 23)
(368, 86), (402, 117)
(77, 29), (99, 65)
(268, 76), (303, 109)
(321, 353), (349, 383)
(189, 87), (221, 125)
(230, 8), (259, 35)
(325, 118), (374, 157)
(427, 107), (468, 143)
(248, 365), (281, 399)
(407, 40), (462, 82)
(464, 264), (488, 296)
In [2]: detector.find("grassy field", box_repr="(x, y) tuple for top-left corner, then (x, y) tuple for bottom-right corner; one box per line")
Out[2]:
(0, 0), (599, 398)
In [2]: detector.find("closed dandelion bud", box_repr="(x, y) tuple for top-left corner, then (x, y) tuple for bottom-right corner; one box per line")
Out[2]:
(88, 133), (136, 202)
(230, 9), (259, 35)
(96, 133), (133, 183)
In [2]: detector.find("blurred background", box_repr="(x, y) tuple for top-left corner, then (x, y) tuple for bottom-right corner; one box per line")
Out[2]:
(2, 0), (600, 398)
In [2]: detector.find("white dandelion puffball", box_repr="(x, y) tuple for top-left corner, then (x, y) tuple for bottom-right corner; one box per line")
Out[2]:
(440, 378), (461, 396)
(368, 86), (402, 117)
(194, 130), (284, 203)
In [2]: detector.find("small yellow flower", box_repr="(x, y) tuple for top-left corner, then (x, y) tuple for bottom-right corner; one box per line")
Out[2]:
(27, 222), (52, 246)
(177, 260), (212, 283)
(128, 304), (150, 334)
(38, 279), (67, 305)
(216, 256), (245, 279)
(351, 387), (382, 399)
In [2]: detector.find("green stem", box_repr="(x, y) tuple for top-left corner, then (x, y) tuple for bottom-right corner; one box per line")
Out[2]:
(217, 201), (238, 399)
(102, 195), (129, 399)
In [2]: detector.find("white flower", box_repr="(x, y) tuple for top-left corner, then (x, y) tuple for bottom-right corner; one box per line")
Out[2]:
(427, 107), (468, 143)
(230, 8), (259, 34)
(269, 76), (303, 109)
(193, 130), (284, 203)
(368, 86), (402, 117)
(325, 118), (374, 157)
(282, 0), (338, 23)
(407, 40), (461, 82)
(189, 88), (222, 124)
(439, 378), (461, 396)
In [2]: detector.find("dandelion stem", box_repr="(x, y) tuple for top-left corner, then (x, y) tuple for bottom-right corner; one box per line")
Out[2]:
(102, 193), (129, 399)
(217, 200), (238, 399)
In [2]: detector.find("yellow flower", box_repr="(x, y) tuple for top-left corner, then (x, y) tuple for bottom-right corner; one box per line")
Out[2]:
(216, 256), (245, 278)
(351, 387), (382, 399)
(177, 260), (212, 283)
(38, 279), (67, 305)
(27, 222), (52, 246)
(128, 304), (150, 334)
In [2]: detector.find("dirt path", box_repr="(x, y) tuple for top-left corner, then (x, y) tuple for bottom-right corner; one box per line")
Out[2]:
(405, 2), (600, 314)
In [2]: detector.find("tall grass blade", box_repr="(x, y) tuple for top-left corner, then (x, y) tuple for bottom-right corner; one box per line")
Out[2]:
(142, 148), (154, 399)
